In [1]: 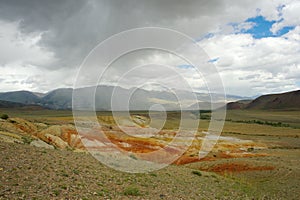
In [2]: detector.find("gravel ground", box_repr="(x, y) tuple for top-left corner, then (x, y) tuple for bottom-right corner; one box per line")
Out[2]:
(0, 141), (274, 200)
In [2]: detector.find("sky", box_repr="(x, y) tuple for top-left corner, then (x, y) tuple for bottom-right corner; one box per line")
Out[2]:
(0, 0), (299, 96)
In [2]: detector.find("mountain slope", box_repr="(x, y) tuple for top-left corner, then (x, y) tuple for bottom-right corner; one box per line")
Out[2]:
(0, 100), (25, 108)
(42, 88), (73, 109)
(0, 91), (41, 104)
(246, 90), (300, 110)
(227, 100), (252, 110)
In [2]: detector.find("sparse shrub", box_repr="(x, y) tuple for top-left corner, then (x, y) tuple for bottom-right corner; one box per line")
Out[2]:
(247, 147), (254, 152)
(97, 182), (104, 186)
(61, 172), (69, 177)
(192, 170), (202, 176)
(96, 188), (109, 197)
(129, 154), (137, 160)
(96, 191), (104, 196)
(73, 169), (80, 175)
(0, 113), (9, 120)
(149, 172), (157, 177)
(123, 186), (141, 196)
(9, 119), (16, 123)
(53, 190), (60, 196)
(229, 119), (290, 128)
(61, 185), (67, 190)
(200, 114), (210, 120)
(22, 136), (34, 144)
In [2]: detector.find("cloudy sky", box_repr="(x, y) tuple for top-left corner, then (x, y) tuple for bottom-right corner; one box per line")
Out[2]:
(0, 0), (299, 96)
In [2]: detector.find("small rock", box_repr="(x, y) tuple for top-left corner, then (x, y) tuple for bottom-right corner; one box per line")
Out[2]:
(30, 139), (55, 149)
(45, 134), (70, 149)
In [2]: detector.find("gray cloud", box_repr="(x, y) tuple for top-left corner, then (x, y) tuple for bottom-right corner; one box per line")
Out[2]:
(0, 0), (227, 70)
(0, 0), (299, 96)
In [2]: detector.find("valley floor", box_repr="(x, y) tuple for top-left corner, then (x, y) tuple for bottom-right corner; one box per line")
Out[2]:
(0, 109), (300, 199)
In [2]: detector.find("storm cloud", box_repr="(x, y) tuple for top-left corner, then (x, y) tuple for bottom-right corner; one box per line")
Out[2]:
(0, 0), (299, 96)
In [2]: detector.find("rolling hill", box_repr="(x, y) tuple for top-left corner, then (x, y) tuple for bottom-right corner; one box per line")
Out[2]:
(226, 100), (252, 110)
(226, 90), (300, 110)
(246, 90), (300, 110)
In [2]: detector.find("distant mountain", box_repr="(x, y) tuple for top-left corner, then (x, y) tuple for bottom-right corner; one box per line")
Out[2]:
(73, 86), (245, 111)
(245, 90), (300, 110)
(42, 88), (73, 109)
(0, 91), (41, 105)
(0, 86), (248, 110)
(33, 92), (47, 98)
(74, 86), (188, 111)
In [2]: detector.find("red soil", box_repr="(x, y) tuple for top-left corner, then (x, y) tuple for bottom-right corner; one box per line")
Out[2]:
(174, 154), (217, 165)
(106, 133), (164, 153)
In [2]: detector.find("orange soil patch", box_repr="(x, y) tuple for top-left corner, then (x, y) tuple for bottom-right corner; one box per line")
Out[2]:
(174, 156), (212, 165)
(199, 162), (275, 174)
(61, 127), (85, 149)
(218, 151), (268, 159)
(79, 128), (166, 153)
(14, 120), (37, 133)
(107, 133), (165, 153)
(75, 126), (270, 165)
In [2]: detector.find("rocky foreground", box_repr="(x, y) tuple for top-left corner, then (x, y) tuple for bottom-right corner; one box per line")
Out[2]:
(1, 114), (300, 199)
(1, 140), (291, 200)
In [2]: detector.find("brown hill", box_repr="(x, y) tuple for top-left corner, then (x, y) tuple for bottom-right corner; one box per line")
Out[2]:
(246, 90), (300, 110)
(227, 100), (252, 110)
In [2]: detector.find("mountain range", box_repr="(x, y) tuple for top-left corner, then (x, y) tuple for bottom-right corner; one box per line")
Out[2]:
(0, 86), (247, 111)
(0, 86), (299, 111)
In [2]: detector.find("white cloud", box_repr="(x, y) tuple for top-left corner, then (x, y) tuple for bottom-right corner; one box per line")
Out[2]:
(271, 0), (300, 33)
(0, 20), (63, 92)
(0, 20), (56, 67)
(284, 24), (300, 41)
(0, 64), (76, 92)
(198, 28), (300, 96)
(96, 24), (300, 96)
